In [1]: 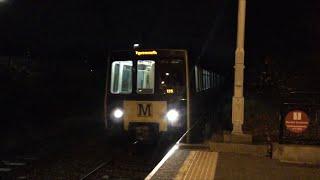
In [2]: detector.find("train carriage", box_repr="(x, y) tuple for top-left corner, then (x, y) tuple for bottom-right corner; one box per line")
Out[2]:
(104, 49), (190, 142)
(104, 48), (225, 142)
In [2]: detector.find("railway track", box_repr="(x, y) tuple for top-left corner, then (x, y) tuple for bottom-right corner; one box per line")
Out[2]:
(80, 128), (199, 180)
(1, 117), (207, 179)
(79, 140), (167, 180)
(80, 161), (110, 180)
(1, 117), (205, 179)
(80, 158), (154, 179)
(1, 133), (171, 180)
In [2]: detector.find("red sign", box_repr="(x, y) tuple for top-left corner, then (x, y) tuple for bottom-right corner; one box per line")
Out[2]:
(285, 110), (309, 133)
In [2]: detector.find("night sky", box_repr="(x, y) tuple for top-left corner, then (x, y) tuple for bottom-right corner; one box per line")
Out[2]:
(1, 0), (320, 79)
(2, 0), (320, 156)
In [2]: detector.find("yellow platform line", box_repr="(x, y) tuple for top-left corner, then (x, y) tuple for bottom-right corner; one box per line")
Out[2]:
(175, 151), (218, 180)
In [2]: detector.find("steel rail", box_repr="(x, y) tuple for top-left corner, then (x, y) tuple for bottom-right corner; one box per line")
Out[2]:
(79, 161), (111, 180)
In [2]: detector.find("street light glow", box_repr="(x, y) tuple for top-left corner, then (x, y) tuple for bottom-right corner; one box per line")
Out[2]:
(0, 0), (6, 3)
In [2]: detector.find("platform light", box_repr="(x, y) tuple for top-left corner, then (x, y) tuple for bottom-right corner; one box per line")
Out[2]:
(166, 109), (179, 122)
(165, 73), (170, 76)
(161, 81), (165, 85)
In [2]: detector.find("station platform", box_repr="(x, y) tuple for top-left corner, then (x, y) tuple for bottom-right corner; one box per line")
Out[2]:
(145, 143), (320, 180)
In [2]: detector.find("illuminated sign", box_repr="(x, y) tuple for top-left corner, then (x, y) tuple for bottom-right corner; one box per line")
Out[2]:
(285, 110), (309, 133)
(135, 50), (158, 56)
(166, 89), (174, 94)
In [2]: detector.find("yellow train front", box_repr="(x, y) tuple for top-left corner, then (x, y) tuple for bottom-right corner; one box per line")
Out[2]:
(104, 49), (190, 142)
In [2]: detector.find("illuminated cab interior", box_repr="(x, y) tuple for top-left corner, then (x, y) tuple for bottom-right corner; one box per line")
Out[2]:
(109, 53), (185, 96)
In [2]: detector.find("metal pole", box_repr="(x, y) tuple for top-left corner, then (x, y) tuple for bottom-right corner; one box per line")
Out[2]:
(232, 0), (246, 135)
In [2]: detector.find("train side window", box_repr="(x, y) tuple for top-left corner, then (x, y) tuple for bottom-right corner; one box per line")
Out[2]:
(214, 73), (217, 88)
(206, 70), (209, 89)
(195, 66), (199, 92)
(137, 60), (155, 94)
(216, 74), (220, 88)
(110, 61), (133, 94)
(210, 72), (214, 88)
(198, 68), (203, 91)
(203, 70), (208, 90)
(209, 71), (212, 88)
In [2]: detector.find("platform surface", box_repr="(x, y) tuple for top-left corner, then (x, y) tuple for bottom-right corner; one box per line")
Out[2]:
(146, 145), (320, 180)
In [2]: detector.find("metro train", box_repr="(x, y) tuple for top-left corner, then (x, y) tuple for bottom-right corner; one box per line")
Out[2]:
(104, 48), (225, 142)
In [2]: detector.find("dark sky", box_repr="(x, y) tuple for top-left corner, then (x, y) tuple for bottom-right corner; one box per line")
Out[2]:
(0, 1), (233, 56)
(0, 0), (319, 72)
(246, 1), (320, 57)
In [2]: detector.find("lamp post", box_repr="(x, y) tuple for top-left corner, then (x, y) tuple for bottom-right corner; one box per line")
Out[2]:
(232, 0), (247, 137)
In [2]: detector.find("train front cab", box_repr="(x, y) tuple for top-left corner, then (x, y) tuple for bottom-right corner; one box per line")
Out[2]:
(104, 49), (190, 142)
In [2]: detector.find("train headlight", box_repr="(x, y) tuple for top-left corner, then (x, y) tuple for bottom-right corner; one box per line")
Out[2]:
(113, 108), (124, 119)
(166, 109), (179, 122)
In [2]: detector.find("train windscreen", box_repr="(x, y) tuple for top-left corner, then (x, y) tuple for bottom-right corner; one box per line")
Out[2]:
(110, 61), (133, 94)
(158, 59), (185, 96)
(109, 57), (185, 96)
(137, 60), (155, 94)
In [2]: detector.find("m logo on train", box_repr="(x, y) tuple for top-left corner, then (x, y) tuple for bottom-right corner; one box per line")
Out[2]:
(137, 103), (152, 117)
